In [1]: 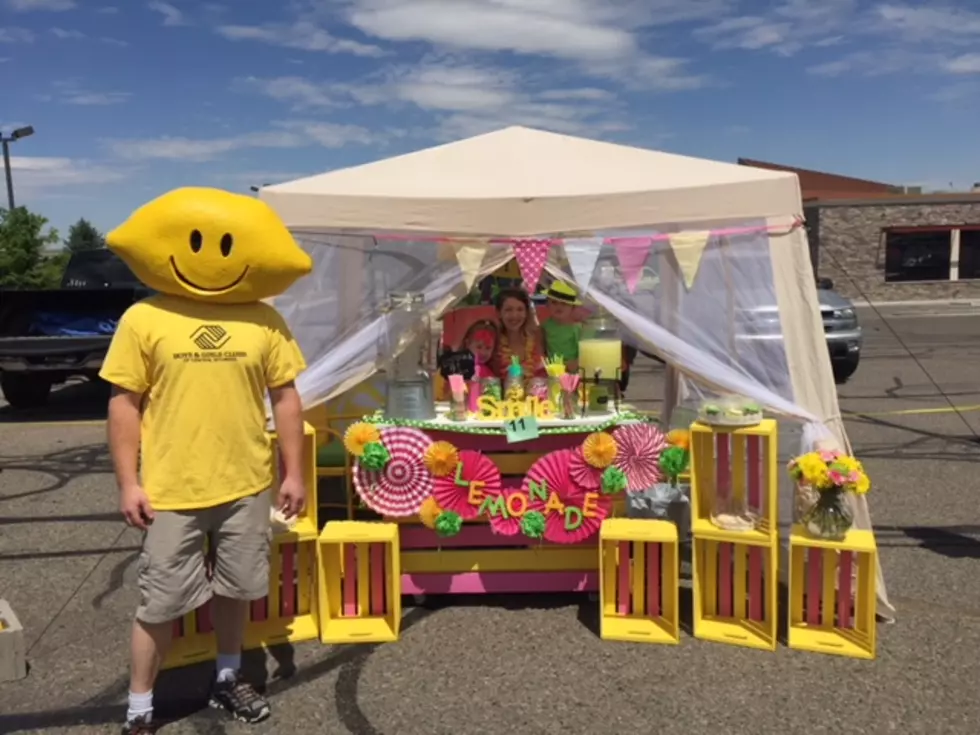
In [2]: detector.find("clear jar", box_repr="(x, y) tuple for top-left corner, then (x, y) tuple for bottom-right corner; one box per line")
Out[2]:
(381, 291), (436, 421)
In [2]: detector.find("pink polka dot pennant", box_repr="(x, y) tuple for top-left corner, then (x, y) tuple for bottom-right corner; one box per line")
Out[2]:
(512, 239), (551, 292)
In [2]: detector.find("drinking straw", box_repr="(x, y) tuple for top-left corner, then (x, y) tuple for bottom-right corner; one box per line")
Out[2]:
(448, 374), (466, 400)
(558, 373), (580, 393)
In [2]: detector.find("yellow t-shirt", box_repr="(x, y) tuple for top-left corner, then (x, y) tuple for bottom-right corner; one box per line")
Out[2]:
(99, 295), (306, 511)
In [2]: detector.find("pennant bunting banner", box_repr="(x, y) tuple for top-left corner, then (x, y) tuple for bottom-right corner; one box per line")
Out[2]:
(512, 239), (551, 292)
(667, 231), (712, 289)
(562, 237), (604, 292)
(612, 237), (652, 294)
(453, 241), (488, 291)
(436, 241), (458, 262)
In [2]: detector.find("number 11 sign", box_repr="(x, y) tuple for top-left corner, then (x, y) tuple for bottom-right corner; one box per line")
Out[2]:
(505, 415), (540, 444)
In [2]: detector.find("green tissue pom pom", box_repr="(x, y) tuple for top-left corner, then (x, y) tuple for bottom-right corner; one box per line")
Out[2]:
(601, 466), (628, 495)
(435, 510), (463, 537)
(361, 441), (390, 471)
(659, 446), (689, 480)
(521, 510), (547, 539)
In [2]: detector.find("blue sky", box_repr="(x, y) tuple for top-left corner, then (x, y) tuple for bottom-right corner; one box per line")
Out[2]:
(3, 0), (980, 241)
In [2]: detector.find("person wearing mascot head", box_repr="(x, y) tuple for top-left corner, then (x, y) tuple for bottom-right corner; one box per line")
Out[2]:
(99, 187), (312, 734)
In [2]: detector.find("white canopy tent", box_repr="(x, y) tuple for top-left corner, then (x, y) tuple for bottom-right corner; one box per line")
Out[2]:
(261, 126), (892, 618)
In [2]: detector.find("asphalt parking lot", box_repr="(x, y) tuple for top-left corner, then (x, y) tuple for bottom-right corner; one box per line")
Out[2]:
(2, 306), (980, 734)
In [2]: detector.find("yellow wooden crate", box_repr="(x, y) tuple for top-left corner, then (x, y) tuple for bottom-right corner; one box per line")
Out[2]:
(692, 536), (777, 651)
(269, 421), (320, 542)
(788, 525), (877, 660)
(599, 519), (679, 644)
(164, 538), (319, 669)
(690, 420), (778, 543)
(317, 522), (401, 644)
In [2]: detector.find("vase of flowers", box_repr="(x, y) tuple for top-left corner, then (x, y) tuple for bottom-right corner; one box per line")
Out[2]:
(787, 448), (870, 541)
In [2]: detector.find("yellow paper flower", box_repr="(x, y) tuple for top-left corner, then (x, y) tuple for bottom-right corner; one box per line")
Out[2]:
(419, 496), (443, 529)
(424, 441), (459, 477)
(343, 422), (380, 457)
(667, 429), (691, 451)
(852, 471), (871, 494)
(583, 432), (618, 469)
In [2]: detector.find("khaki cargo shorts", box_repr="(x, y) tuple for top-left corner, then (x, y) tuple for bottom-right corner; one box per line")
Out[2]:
(135, 490), (272, 625)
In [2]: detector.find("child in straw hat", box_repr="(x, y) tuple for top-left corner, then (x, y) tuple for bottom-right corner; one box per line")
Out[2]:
(541, 281), (585, 373)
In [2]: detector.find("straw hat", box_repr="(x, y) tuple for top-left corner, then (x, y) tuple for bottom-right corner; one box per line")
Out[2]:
(545, 281), (582, 306)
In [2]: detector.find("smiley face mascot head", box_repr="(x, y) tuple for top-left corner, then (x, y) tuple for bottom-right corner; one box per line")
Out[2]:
(106, 187), (312, 303)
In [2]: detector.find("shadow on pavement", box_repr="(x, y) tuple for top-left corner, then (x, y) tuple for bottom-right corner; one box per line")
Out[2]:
(0, 379), (109, 424)
(0, 607), (436, 734)
(0, 442), (111, 505)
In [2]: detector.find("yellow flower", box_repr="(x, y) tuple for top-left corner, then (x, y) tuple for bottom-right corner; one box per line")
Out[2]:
(424, 441), (459, 477)
(797, 453), (831, 488)
(852, 472), (871, 494)
(343, 422), (380, 457)
(583, 432), (618, 469)
(667, 429), (691, 450)
(419, 496), (443, 529)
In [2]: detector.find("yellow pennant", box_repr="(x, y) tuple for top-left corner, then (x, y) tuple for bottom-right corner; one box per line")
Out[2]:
(454, 240), (489, 291)
(667, 231), (712, 289)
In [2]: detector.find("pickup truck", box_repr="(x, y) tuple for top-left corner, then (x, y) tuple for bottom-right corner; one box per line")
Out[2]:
(0, 250), (150, 409)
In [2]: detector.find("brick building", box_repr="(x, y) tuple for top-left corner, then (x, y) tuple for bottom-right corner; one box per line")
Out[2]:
(739, 158), (980, 302)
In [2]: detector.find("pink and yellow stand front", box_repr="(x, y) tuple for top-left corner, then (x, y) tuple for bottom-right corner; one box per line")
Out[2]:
(401, 431), (603, 596)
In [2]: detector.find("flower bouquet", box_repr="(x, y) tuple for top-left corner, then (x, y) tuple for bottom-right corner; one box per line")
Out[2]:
(787, 448), (870, 540)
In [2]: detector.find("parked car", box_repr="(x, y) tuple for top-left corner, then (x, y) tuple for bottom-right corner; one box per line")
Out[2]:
(0, 250), (150, 409)
(735, 277), (862, 383)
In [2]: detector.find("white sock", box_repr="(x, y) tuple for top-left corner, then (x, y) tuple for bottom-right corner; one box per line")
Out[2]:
(127, 690), (153, 723)
(216, 653), (241, 683)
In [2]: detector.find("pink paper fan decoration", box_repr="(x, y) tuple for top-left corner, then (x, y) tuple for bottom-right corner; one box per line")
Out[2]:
(612, 423), (668, 492)
(487, 488), (525, 536)
(569, 446), (603, 490)
(353, 427), (434, 517)
(433, 450), (501, 520)
(523, 449), (611, 544)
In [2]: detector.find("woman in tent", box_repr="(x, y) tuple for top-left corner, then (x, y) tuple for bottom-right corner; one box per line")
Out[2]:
(492, 289), (546, 380)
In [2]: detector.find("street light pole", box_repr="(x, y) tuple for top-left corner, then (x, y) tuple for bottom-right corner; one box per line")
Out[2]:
(1, 125), (36, 211)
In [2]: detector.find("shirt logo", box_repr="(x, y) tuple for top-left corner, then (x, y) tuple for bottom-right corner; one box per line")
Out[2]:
(190, 325), (231, 351)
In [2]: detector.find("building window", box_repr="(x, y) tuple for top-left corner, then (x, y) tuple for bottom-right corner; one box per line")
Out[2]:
(958, 229), (980, 280)
(883, 229), (952, 282)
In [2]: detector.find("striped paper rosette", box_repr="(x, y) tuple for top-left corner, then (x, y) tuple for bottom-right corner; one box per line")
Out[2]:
(612, 423), (667, 492)
(354, 427), (434, 517)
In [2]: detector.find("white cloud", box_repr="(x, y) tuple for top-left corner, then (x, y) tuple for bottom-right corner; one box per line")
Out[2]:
(6, 0), (76, 11)
(100, 36), (129, 46)
(874, 4), (980, 42)
(945, 53), (980, 75)
(266, 1), (711, 89)
(147, 1), (186, 27)
(242, 61), (635, 142)
(38, 80), (130, 105)
(0, 27), (35, 42)
(10, 156), (127, 192)
(215, 20), (384, 56)
(695, 0), (857, 56)
(103, 121), (381, 162)
(50, 27), (85, 39)
(236, 76), (340, 108)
